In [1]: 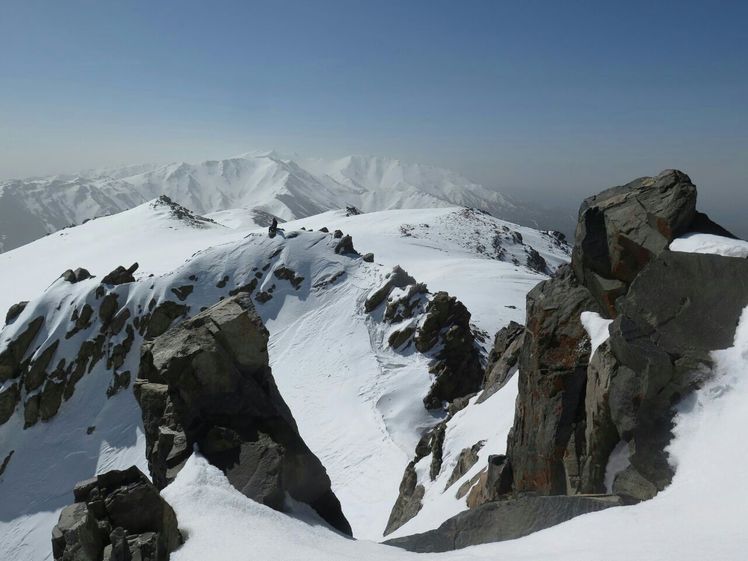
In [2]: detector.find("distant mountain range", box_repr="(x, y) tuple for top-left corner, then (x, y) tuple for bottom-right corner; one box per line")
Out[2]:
(0, 152), (558, 253)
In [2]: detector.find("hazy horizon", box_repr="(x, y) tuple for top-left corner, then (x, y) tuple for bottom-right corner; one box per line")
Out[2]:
(2, 0), (746, 236)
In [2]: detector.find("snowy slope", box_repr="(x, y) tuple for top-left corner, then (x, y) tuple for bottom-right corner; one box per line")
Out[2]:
(0, 152), (526, 253)
(0, 200), (567, 559)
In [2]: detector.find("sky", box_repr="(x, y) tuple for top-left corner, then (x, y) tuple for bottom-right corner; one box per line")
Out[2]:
(1, 0), (746, 234)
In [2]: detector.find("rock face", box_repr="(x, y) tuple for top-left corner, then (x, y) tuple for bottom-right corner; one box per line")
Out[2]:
(135, 293), (352, 536)
(478, 321), (525, 402)
(508, 169), (748, 501)
(52, 466), (182, 561)
(572, 169), (696, 316)
(415, 292), (483, 409)
(5, 301), (28, 324)
(385, 495), (622, 553)
(508, 266), (600, 495)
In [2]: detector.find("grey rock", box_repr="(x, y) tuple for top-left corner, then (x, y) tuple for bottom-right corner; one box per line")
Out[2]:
(445, 441), (484, 490)
(334, 234), (357, 255)
(571, 169), (696, 315)
(364, 266), (416, 313)
(383, 461), (424, 536)
(478, 321), (525, 403)
(507, 266), (600, 495)
(0, 382), (20, 424)
(0, 315), (44, 383)
(5, 301), (28, 324)
(362, 252), (374, 263)
(102, 263), (139, 286)
(416, 292), (484, 409)
(385, 495), (622, 552)
(136, 293), (352, 536)
(273, 266), (304, 289)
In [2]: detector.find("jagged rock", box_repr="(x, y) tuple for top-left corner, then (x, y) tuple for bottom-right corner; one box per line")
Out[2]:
(478, 321), (525, 403)
(102, 264), (139, 286)
(170, 285), (193, 302)
(334, 234), (357, 255)
(465, 454), (513, 508)
(135, 293), (351, 536)
(67, 303), (94, 338)
(525, 247), (549, 274)
(64, 336), (106, 401)
(143, 301), (188, 339)
(593, 251), (748, 500)
(273, 266), (304, 289)
(0, 382), (20, 424)
(385, 495), (622, 552)
(428, 423), (446, 481)
(362, 252), (374, 263)
(445, 441), (484, 490)
(319, 227), (329, 233)
(40, 378), (66, 421)
(53, 466), (182, 561)
(23, 394), (40, 428)
(345, 205), (361, 216)
(364, 266), (416, 313)
(24, 339), (59, 392)
(416, 292), (483, 409)
(507, 266), (600, 495)
(51, 502), (104, 561)
(571, 169), (697, 316)
(0, 315), (44, 383)
(99, 293), (119, 326)
(384, 283), (428, 323)
(108, 309), (131, 337)
(333, 229), (343, 239)
(5, 301), (28, 324)
(383, 461), (424, 536)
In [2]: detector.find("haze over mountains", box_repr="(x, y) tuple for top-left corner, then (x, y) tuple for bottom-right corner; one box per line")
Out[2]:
(0, 152), (559, 253)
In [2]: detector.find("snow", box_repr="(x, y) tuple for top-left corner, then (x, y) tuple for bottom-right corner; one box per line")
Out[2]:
(670, 232), (748, 258)
(580, 311), (613, 360)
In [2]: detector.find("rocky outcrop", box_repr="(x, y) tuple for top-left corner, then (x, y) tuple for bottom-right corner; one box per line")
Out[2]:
(385, 495), (622, 553)
(586, 251), (748, 499)
(52, 466), (182, 561)
(478, 321), (525, 402)
(135, 293), (351, 536)
(507, 266), (600, 494)
(507, 169), (748, 502)
(334, 234), (357, 255)
(5, 301), (28, 324)
(101, 263), (139, 286)
(571, 169), (696, 316)
(383, 461), (425, 536)
(60, 268), (93, 284)
(416, 292), (483, 409)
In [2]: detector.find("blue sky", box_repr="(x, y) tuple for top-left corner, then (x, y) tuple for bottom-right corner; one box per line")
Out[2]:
(1, 0), (746, 229)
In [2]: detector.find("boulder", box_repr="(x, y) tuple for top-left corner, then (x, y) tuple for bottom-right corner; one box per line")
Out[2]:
(52, 466), (182, 561)
(385, 495), (622, 552)
(136, 293), (351, 536)
(362, 252), (374, 263)
(572, 169), (697, 315)
(0, 315), (44, 383)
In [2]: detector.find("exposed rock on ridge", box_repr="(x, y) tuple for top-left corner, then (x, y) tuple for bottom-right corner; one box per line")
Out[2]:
(135, 292), (352, 536)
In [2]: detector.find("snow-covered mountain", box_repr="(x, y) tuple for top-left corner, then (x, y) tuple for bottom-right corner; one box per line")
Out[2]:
(0, 152), (534, 253)
(2, 170), (746, 561)
(0, 197), (568, 559)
